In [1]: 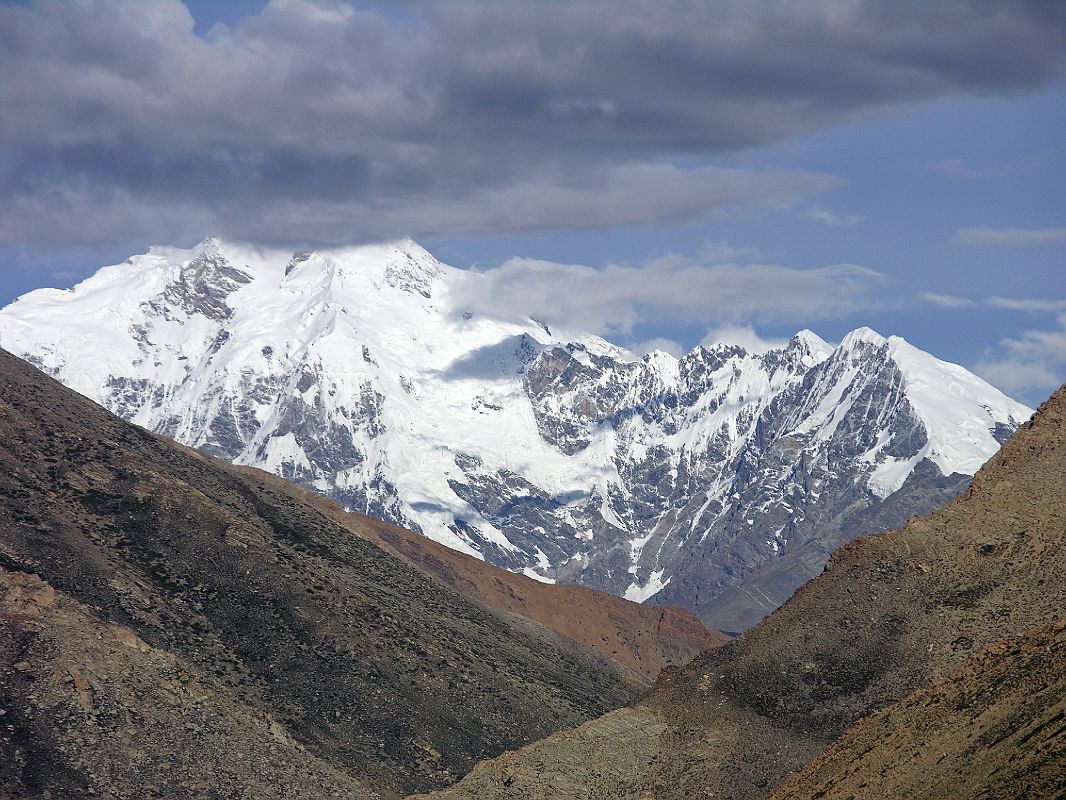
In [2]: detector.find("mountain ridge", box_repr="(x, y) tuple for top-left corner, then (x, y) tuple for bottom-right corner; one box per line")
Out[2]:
(0, 237), (1031, 630)
(220, 457), (726, 682)
(770, 618), (1066, 799)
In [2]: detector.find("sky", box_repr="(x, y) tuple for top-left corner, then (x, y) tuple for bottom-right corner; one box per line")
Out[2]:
(1, 0), (1064, 406)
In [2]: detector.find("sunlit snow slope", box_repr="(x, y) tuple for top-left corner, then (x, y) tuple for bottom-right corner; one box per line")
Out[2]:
(0, 239), (1031, 630)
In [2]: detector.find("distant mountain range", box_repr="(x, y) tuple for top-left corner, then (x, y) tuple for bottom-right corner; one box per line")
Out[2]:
(0, 238), (1031, 630)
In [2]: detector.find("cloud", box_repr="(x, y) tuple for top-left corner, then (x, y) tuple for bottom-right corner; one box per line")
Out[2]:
(930, 159), (1017, 179)
(975, 359), (1060, 396)
(974, 312), (1066, 398)
(696, 242), (763, 263)
(920, 292), (974, 308)
(805, 206), (860, 227)
(920, 293), (1066, 313)
(2, 0), (1065, 253)
(0, 163), (838, 249)
(997, 313), (1066, 361)
(700, 324), (789, 354)
(950, 226), (1066, 246)
(987, 296), (1066, 313)
(630, 337), (685, 358)
(461, 252), (884, 337)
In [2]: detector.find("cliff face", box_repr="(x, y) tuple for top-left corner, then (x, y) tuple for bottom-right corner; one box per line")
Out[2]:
(421, 386), (1065, 799)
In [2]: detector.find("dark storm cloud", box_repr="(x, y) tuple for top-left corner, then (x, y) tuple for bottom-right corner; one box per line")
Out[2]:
(1, 0), (1065, 250)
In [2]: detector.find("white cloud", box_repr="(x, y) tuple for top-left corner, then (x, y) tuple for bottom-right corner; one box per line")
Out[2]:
(987, 296), (1066, 312)
(805, 206), (860, 227)
(999, 312), (1066, 361)
(696, 242), (763, 264)
(630, 337), (685, 358)
(920, 293), (1066, 313)
(462, 252), (883, 337)
(916, 291), (1066, 401)
(974, 311), (1066, 397)
(930, 159), (1016, 179)
(700, 325), (788, 354)
(974, 359), (1059, 396)
(920, 292), (974, 308)
(950, 226), (1066, 246)
(931, 159), (977, 178)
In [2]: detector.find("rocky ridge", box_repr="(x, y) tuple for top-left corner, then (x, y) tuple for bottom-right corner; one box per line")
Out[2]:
(1, 568), (381, 800)
(771, 619), (1066, 800)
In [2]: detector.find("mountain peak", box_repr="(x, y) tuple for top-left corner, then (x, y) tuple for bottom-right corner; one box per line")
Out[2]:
(166, 238), (253, 321)
(787, 328), (833, 365)
(379, 240), (445, 298)
(285, 238), (446, 298)
(790, 328), (831, 352)
(840, 325), (887, 348)
(146, 235), (227, 261)
(194, 235), (224, 255)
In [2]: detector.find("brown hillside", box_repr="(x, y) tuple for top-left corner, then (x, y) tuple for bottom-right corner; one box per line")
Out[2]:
(771, 619), (1066, 800)
(0, 348), (643, 798)
(1, 567), (380, 799)
(421, 386), (1066, 799)
(319, 505), (726, 684)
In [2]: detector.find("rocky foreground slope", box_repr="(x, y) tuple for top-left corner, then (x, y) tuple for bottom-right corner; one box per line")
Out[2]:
(418, 386), (1065, 799)
(0, 348), (715, 798)
(771, 619), (1065, 800)
(0, 238), (1030, 631)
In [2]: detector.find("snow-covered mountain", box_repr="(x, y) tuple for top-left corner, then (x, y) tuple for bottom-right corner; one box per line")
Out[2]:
(0, 238), (1031, 630)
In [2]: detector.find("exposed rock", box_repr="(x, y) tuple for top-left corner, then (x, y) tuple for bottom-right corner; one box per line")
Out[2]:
(0, 569), (380, 800)
(772, 620), (1066, 800)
